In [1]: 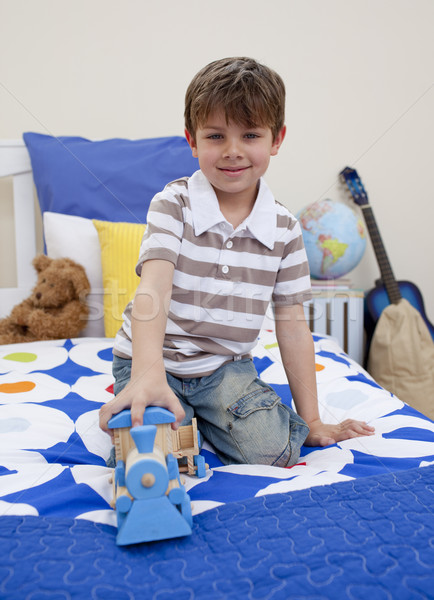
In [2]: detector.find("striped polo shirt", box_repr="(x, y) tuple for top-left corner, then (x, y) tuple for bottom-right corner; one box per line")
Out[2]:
(113, 169), (312, 376)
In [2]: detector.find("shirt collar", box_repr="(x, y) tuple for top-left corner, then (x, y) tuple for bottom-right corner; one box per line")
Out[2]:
(188, 170), (277, 250)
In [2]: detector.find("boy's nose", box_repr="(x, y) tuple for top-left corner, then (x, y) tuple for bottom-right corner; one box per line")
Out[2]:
(223, 139), (242, 159)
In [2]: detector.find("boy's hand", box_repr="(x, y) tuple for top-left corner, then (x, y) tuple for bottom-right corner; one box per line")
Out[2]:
(99, 377), (185, 435)
(304, 418), (375, 447)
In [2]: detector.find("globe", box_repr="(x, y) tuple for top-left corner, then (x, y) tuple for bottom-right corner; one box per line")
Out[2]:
(298, 198), (367, 280)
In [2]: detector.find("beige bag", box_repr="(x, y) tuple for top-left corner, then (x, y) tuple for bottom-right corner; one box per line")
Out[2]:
(368, 298), (434, 420)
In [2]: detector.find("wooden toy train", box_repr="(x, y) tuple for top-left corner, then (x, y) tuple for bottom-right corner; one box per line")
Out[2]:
(107, 407), (207, 545)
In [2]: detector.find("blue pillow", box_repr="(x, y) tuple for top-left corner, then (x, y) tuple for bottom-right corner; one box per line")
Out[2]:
(23, 132), (199, 223)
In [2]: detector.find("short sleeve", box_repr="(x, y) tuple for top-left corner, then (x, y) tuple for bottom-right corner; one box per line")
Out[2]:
(272, 219), (312, 306)
(135, 181), (187, 276)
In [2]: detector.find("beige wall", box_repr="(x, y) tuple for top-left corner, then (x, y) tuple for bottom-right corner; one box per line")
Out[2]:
(1, 0), (433, 319)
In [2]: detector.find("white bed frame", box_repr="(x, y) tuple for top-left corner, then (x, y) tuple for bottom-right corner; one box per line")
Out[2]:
(0, 140), (364, 363)
(0, 140), (37, 315)
(305, 287), (364, 363)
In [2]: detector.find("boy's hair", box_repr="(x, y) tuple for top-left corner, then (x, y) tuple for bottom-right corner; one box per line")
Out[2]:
(184, 57), (285, 142)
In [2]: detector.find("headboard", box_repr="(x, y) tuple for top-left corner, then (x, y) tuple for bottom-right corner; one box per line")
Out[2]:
(0, 140), (37, 317)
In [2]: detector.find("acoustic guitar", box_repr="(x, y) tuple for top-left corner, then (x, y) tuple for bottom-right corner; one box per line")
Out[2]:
(340, 166), (434, 342)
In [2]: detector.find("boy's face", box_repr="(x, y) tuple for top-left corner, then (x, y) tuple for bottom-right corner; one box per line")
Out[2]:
(185, 110), (285, 205)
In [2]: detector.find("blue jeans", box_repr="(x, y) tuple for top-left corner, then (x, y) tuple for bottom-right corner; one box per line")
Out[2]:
(111, 355), (309, 468)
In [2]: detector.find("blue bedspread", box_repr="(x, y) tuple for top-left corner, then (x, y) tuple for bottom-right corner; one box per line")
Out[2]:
(1, 331), (434, 525)
(1, 326), (434, 599)
(1, 464), (433, 599)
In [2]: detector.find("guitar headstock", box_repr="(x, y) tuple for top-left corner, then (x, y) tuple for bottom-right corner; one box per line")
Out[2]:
(340, 167), (369, 207)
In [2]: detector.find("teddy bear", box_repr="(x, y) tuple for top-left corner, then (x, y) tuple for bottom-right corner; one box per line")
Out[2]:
(0, 254), (91, 344)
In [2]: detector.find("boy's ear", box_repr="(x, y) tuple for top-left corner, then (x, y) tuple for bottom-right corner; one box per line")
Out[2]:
(271, 125), (286, 156)
(185, 129), (198, 158)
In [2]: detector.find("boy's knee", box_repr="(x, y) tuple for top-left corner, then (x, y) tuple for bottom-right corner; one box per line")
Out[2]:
(223, 382), (309, 467)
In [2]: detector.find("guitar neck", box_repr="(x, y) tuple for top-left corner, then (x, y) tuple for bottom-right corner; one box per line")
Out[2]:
(361, 205), (402, 304)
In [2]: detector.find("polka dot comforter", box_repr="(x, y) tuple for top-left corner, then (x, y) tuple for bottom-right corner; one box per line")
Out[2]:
(1, 319), (434, 599)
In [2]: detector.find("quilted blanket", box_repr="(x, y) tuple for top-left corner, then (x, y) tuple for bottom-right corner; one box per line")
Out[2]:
(1, 465), (434, 599)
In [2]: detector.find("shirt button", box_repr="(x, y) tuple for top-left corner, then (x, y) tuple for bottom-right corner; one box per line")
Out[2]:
(226, 240), (233, 249)
(222, 265), (229, 274)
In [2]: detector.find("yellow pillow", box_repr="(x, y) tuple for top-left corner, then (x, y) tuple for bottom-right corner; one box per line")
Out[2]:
(93, 219), (146, 338)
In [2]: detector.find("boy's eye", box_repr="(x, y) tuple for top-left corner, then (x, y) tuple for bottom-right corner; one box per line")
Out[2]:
(207, 134), (223, 140)
(245, 133), (259, 139)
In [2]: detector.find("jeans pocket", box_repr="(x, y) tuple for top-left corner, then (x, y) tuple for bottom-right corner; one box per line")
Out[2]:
(225, 379), (309, 467)
(227, 380), (280, 418)
(225, 380), (292, 466)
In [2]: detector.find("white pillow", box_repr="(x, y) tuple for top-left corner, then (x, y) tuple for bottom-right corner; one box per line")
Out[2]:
(43, 212), (105, 337)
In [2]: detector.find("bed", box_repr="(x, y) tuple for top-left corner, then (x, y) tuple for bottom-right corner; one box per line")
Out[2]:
(1, 135), (434, 600)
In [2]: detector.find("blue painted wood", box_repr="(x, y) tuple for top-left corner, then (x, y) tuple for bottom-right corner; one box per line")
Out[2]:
(366, 280), (434, 341)
(108, 406), (175, 430)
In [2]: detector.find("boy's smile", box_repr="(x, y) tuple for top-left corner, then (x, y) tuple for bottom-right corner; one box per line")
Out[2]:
(186, 111), (285, 211)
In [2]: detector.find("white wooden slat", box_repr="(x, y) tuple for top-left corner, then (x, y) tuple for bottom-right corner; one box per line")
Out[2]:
(310, 297), (328, 337)
(329, 295), (345, 351)
(347, 296), (365, 365)
(13, 172), (37, 288)
(0, 140), (37, 318)
(0, 287), (34, 318)
(0, 140), (31, 177)
(304, 291), (364, 363)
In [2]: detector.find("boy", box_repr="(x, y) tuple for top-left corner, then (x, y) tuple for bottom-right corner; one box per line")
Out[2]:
(99, 57), (374, 466)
